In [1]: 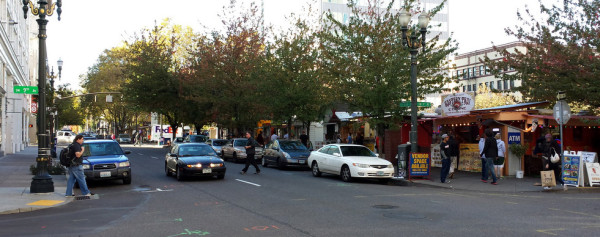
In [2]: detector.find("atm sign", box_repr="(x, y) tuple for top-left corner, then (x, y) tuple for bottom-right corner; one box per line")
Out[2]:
(508, 132), (521, 144)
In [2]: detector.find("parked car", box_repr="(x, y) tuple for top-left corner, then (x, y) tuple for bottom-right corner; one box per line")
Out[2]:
(307, 144), (394, 183)
(117, 134), (131, 143)
(165, 143), (226, 181)
(79, 133), (96, 141)
(81, 139), (132, 184)
(56, 130), (76, 145)
(183, 135), (207, 143)
(262, 140), (311, 169)
(172, 137), (184, 145)
(221, 138), (263, 162)
(206, 139), (228, 155)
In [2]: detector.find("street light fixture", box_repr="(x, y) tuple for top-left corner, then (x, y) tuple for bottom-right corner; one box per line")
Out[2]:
(399, 9), (430, 154)
(23, 0), (62, 193)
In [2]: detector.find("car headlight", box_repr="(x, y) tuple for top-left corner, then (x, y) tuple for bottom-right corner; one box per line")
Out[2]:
(210, 163), (224, 168)
(187, 164), (202, 168)
(387, 164), (393, 168)
(352, 163), (369, 168)
(82, 164), (90, 170)
(118, 161), (130, 167)
(283, 152), (291, 159)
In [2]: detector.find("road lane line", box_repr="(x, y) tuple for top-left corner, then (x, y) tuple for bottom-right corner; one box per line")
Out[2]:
(235, 179), (261, 187)
(151, 156), (158, 159)
(138, 153), (143, 155)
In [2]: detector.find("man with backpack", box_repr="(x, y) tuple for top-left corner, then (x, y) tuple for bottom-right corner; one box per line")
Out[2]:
(65, 135), (94, 197)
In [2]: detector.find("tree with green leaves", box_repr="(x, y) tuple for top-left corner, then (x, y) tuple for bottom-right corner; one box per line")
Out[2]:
(487, 0), (600, 112)
(188, 1), (266, 135)
(54, 85), (85, 128)
(123, 19), (195, 140)
(261, 5), (331, 137)
(319, 0), (456, 147)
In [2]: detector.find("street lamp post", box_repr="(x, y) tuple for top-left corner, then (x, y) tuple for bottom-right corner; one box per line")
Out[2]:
(399, 9), (430, 154)
(23, 0), (62, 193)
(48, 67), (57, 157)
(55, 58), (62, 135)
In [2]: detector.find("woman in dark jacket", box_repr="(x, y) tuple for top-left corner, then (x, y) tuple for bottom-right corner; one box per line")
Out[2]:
(541, 133), (565, 189)
(481, 130), (498, 185)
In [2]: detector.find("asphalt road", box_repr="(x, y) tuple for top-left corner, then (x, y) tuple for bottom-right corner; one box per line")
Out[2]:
(1, 145), (599, 237)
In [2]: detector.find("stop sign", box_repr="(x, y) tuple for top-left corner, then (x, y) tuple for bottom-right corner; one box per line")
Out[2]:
(553, 101), (571, 125)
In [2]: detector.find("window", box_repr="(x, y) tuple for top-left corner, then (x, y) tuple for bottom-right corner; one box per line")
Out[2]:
(462, 69), (467, 79)
(485, 66), (490, 75)
(485, 82), (488, 88)
(474, 67), (479, 76)
(479, 66), (484, 76)
(489, 82), (494, 90)
(497, 81), (502, 90)
(467, 85), (472, 91)
(463, 86), (466, 92)
(510, 80), (515, 88)
(468, 68), (472, 78)
(473, 84), (477, 92)
(504, 80), (509, 90)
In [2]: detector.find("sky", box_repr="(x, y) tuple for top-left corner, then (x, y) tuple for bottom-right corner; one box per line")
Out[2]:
(44, 0), (546, 90)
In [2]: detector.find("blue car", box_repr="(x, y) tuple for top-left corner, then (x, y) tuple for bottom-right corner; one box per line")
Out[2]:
(262, 140), (311, 169)
(81, 140), (132, 184)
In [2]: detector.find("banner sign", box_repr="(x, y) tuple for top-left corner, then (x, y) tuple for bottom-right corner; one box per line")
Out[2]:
(581, 152), (598, 163)
(585, 163), (600, 187)
(563, 154), (581, 187)
(430, 144), (442, 168)
(441, 92), (475, 116)
(409, 153), (430, 177)
(507, 132), (521, 144)
(458, 144), (482, 172)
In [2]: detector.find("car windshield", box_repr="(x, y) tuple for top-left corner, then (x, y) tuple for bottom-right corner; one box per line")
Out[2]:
(174, 137), (184, 142)
(234, 140), (247, 146)
(82, 142), (124, 157)
(212, 140), (228, 146)
(340, 146), (376, 157)
(279, 141), (307, 151)
(179, 145), (217, 157)
(190, 135), (206, 142)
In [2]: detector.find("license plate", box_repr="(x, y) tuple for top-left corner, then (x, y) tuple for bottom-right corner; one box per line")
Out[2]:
(100, 171), (111, 177)
(377, 171), (385, 176)
(299, 160), (306, 164)
(202, 168), (212, 174)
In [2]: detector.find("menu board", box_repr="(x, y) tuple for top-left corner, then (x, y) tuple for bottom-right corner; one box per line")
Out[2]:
(562, 154), (581, 187)
(458, 144), (482, 172)
(430, 144), (442, 168)
(585, 163), (600, 187)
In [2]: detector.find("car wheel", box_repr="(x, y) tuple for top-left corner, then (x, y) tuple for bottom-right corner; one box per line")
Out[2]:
(277, 158), (285, 169)
(123, 176), (132, 185)
(341, 165), (352, 182)
(165, 163), (172, 177)
(176, 166), (184, 181)
(378, 178), (390, 185)
(217, 173), (225, 179)
(262, 157), (268, 167)
(311, 162), (322, 177)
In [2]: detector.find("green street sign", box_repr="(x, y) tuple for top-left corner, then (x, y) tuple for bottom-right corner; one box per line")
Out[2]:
(399, 101), (432, 108)
(14, 86), (38, 94)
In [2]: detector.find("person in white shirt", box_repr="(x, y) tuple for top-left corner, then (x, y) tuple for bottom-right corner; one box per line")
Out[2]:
(495, 133), (506, 179)
(270, 133), (278, 142)
(477, 134), (487, 182)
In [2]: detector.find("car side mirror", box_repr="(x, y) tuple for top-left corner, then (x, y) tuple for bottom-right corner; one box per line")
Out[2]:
(170, 153), (178, 157)
(333, 152), (341, 157)
(124, 150), (131, 154)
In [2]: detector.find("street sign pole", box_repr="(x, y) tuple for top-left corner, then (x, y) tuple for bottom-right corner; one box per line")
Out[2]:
(559, 101), (564, 160)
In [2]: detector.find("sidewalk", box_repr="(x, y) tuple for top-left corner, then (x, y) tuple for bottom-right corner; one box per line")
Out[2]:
(0, 146), (72, 215)
(393, 167), (600, 193)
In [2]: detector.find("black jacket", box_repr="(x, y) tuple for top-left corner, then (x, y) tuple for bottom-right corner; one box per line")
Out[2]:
(481, 137), (498, 159)
(69, 142), (84, 165)
(245, 137), (258, 155)
(448, 138), (459, 157)
(440, 141), (450, 159)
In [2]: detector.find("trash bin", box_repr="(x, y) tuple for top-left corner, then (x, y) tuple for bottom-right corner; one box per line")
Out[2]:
(397, 144), (411, 178)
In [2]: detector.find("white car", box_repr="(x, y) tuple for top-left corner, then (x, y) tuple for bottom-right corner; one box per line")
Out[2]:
(307, 144), (394, 183)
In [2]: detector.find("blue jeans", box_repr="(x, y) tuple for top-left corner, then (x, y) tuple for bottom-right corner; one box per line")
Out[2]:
(481, 158), (487, 180)
(485, 157), (497, 183)
(66, 165), (91, 196)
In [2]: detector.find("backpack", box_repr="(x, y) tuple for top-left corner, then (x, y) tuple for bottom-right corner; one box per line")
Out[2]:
(59, 144), (74, 167)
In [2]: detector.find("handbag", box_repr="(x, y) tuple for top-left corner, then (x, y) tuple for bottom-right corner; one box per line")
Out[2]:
(550, 148), (560, 163)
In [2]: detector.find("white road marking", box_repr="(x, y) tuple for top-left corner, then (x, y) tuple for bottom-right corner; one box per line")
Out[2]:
(151, 156), (158, 159)
(138, 153), (143, 155)
(235, 179), (261, 187)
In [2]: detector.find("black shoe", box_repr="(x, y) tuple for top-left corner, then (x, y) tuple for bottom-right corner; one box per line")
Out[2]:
(255, 171), (260, 175)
